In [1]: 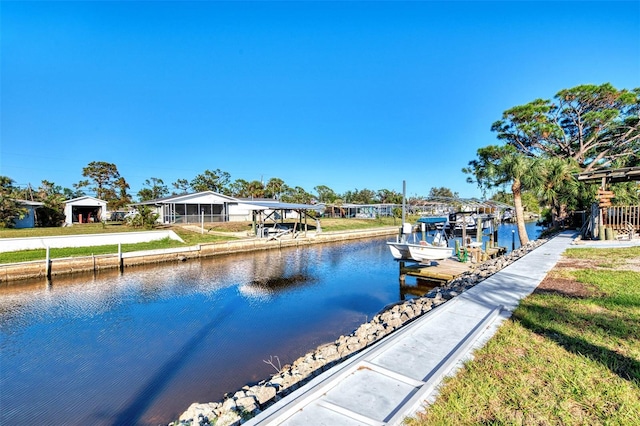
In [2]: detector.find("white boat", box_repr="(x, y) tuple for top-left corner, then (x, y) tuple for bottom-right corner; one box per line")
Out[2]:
(386, 239), (412, 260)
(387, 222), (417, 260)
(407, 242), (453, 263)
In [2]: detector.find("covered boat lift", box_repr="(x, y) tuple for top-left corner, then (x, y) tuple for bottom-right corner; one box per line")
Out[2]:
(237, 200), (326, 239)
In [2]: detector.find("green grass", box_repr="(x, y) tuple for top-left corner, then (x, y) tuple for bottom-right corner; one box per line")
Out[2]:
(0, 225), (238, 263)
(319, 216), (410, 231)
(564, 246), (640, 268)
(0, 217), (403, 264)
(405, 248), (640, 425)
(0, 223), (132, 237)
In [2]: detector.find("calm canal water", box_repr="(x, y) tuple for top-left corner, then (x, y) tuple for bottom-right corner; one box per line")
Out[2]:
(0, 223), (541, 425)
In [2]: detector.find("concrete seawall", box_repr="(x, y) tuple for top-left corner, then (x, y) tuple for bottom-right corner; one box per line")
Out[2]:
(0, 230), (184, 253)
(0, 228), (398, 284)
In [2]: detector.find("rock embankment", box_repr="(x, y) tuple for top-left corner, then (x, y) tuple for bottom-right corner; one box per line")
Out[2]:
(174, 237), (548, 426)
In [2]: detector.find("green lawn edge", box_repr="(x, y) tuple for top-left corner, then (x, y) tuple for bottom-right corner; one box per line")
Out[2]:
(404, 246), (640, 425)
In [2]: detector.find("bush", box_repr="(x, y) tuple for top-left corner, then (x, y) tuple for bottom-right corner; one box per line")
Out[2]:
(125, 206), (159, 229)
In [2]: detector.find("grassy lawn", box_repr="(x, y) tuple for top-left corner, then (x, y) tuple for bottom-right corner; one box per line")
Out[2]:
(318, 216), (408, 231)
(405, 246), (640, 425)
(0, 217), (404, 263)
(0, 223), (239, 263)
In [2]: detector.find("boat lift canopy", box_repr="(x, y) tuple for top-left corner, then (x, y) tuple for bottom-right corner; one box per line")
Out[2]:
(409, 197), (513, 215)
(238, 200), (325, 239)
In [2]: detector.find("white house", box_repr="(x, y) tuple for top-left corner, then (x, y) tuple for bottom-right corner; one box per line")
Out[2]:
(133, 191), (238, 224)
(132, 192), (324, 225)
(64, 196), (108, 225)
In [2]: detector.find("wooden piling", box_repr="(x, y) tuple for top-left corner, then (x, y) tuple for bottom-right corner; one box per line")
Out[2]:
(118, 243), (123, 272)
(45, 246), (51, 280)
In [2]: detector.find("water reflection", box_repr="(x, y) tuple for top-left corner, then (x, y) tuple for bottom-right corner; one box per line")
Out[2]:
(400, 278), (441, 300)
(0, 223), (541, 425)
(0, 237), (403, 425)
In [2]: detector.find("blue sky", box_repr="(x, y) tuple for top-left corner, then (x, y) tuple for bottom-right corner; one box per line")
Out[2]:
(1, 1), (639, 200)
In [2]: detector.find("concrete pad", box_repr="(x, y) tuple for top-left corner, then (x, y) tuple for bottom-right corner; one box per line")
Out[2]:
(279, 402), (375, 426)
(245, 232), (578, 426)
(323, 368), (420, 422)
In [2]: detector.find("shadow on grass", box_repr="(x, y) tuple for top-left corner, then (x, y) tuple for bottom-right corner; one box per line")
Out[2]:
(513, 302), (640, 385)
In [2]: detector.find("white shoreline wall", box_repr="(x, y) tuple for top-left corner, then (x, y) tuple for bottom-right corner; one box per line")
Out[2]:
(0, 231), (184, 253)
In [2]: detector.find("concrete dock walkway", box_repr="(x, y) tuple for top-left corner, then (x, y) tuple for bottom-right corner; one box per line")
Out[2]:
(245, 231), (579, 426)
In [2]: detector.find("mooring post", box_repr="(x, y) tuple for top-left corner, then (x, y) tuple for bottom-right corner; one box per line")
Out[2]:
(399, 261), (406, 286)
(512, 230), (515, 251)
(118, 243), (123, 273)
(45, 246), (51, 280)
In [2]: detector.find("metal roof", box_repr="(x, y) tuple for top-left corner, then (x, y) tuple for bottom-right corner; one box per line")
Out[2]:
(16, 199), (45, 206)
(238, 200), (325, 211)
(410, 197), (513, 209)
(131, 191), (236, 206)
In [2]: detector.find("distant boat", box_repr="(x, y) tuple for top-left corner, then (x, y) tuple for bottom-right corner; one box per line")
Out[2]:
(448, 213), (493, 236)
(417, 216), (449, 225)
(501, 209), (514, 223)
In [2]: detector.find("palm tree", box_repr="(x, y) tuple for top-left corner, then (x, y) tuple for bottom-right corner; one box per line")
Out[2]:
(246, 180), (265, 199)
(501, 153), (544, 245)
(265, 178), (286, 200)
(538, 158), (579, 227)
(464, 145), (543, 246)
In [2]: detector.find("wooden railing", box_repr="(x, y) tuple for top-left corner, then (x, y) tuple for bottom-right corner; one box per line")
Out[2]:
(602, 205), (640, 232)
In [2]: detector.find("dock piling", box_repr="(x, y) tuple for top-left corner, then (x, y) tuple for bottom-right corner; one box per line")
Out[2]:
(45, 246), (51, 280)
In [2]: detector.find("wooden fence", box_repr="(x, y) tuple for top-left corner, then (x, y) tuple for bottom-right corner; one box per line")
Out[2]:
(602, 205), (640, 233)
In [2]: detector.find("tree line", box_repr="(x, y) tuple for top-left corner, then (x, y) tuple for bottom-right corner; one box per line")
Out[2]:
(4, 167), (454, 227)
(2, 82), (638, 233)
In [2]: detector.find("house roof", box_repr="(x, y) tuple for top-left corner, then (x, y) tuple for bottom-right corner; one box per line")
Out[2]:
(16, 199), (45, 206)
(64, 196), (107, 205)
(131, 192), (322, 211)
(237, 200), (325, 211)
(132, 191), (236, 206)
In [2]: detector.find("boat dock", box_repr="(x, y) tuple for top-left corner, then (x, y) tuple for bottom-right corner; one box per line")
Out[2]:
(399, 245), (507, 285)
(399, 258), (472, 284)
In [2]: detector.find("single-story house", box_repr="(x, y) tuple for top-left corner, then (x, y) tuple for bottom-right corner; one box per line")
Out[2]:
(323, 203), (397, 218)
(131, 192), (324, 225)
(64, 196), (108, 225)
(13, 200), (45, 228)
(133, 191), (238, 224)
